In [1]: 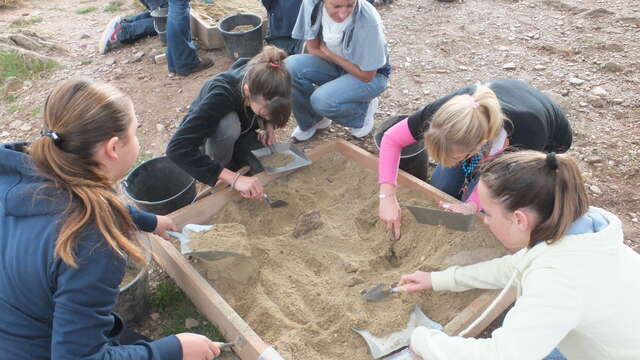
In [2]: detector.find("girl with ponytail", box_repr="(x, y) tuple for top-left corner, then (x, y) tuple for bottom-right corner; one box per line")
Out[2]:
(0, 79), (221, 359)
(398, 150), (640, 360)
(167, 45), (292, 202)
(378, 79), (573, 238)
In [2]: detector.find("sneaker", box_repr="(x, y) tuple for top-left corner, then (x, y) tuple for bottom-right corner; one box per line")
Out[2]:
(179, 57), (214, 76)
(351, 98), (378, 138)
(291, 118), (332, 141)
(99, 16), (122, 54)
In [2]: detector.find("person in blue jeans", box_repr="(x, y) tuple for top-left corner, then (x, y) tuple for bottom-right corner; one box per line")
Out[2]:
(99, 0), (167, 54)
(261, 0), (304, 55)
(166, 0), (213, 75)
(286, 0), (391, 141)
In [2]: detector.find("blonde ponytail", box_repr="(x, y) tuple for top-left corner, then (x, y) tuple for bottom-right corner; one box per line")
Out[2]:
(425, 84), (507, 166)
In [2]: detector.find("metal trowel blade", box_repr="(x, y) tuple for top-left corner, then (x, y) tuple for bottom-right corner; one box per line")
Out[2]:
(362, 284), (394, 301)
(405, 205), (475, 232)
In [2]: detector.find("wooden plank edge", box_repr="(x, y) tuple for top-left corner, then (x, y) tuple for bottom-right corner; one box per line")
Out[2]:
(146, 233), (277, 360)
(443, 287), (517, 337)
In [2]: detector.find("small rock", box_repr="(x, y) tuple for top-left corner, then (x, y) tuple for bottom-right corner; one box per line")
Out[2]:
(612, 98), (623, 104)
(104, 57), (116, 66)
(632, 218), (638, 223)
(131, 51), (145, 63)
(19, 124), (32, 132)
(1, 131), (10, 138)
(80, 33), (90, 39)
(590, 86), (608, 97)
(602, 62), (624, 73)
(589, 185), (602, 195)
(10, 120), (24, 129)
(560, 89), (569, 96)
(586, 156), (604, 165)
(569, 77), (584, 85)
(587, 96), (606, 108)
(582, 8), (615, 18)
(502, 63), (516, 70)
(346, 276), (364, 287)
(534, 65), (547, 70)
(343, 261), (358, 274)
(150, 313), (161, 321)
(156, 124), (165, 132)
(498, 46), (508, 51)
(185, 318), (199, 329)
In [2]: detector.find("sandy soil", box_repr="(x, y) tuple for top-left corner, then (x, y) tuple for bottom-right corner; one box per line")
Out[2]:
(191, 0), (266, 27)
(188, 152), (505, 359)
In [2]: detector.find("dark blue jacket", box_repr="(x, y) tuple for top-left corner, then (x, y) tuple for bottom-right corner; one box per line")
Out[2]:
(0, 142), (181, 360)
(262, 0), (303, 38)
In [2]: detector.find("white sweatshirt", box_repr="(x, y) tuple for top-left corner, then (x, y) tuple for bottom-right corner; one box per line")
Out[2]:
(411, 207), (640, 360)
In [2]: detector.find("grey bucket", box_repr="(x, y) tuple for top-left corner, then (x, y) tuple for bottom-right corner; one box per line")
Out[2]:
(151, 7), (168, 45)
(115, 234), (151, 324)
(218, 13), (264, 60)
(122, 156), (196, 216)
(374, 115), (430, 181)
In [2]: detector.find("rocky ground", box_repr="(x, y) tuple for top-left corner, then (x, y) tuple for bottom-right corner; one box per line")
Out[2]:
(1, 0), (639, 342)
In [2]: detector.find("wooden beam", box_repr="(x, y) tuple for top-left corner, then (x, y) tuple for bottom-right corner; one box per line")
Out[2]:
(147, 233), (272, 359)
(444, 287), (517, 337)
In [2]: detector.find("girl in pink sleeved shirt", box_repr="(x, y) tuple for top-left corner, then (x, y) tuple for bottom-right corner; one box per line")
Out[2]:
(378, 79), (572, 238)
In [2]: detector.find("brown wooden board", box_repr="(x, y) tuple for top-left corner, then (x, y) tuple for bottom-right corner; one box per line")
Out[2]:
(148, 140), (515, 359)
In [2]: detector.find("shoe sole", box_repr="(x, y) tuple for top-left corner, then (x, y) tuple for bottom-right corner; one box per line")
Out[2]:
(99, 16), (121, 54)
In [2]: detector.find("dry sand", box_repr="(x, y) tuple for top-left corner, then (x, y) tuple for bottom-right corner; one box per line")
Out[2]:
(191, 0), (266, 27)
(188, 223), (251, 258)
(260, 153), (296, 168)
(189, 151), (505, 359)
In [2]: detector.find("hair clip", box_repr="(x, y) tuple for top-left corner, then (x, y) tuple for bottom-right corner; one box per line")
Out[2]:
(545, 152), (559, 170)
(41, 129), (62, 146)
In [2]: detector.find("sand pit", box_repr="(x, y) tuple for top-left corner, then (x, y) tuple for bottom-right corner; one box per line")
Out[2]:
(185, 152), (505, 359)
(259, 152), (296, 168)
(188, 223), (251, 258)
(191, 0), (266, 27)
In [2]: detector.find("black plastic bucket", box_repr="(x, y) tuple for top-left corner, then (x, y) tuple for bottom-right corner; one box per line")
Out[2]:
(374, 115), (430, 181)
(218, 13), (264, 60)
(151, 7), (168, 45)
(122, 156), (196, 215)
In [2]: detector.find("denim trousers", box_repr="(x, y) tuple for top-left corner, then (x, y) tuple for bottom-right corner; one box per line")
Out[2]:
(118, 12), (157, 44)
(430, 164), (479, 201)
(203, 112), (264, 174)
(285, 54), (388, 131)
(166, 0), (199, 75)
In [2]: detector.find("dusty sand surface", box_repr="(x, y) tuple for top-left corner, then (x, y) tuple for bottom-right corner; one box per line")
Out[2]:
(260, 152), (296, 168)
(188, 223), (251, 258)
(189, 151), (505, 359)
(191, 0), (266, 27)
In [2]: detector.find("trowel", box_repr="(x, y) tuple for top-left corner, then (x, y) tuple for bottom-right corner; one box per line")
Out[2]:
(362, 284), (404, 302)
(405, 204), (475, 232)
(167, 224), (244, 261)
(353, 305), (443, 359)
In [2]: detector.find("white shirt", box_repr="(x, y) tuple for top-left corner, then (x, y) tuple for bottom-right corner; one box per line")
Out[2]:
(321, 5), (353, 58)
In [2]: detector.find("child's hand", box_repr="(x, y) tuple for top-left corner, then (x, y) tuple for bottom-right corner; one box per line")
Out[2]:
(439, 200), (477, 214)
(153, 215), (177, 241)
(398, 271), (433, 293)
(176, 333), (220, 360)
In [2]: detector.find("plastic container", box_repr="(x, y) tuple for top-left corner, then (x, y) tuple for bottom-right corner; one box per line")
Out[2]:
(151, 7), (168, 45)
(218, 13), (264, 60)
(122, 156), (196, 215)
(374, 115), (430, 181)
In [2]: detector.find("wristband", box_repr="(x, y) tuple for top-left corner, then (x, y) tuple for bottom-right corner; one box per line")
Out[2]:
(379, 193), (395, 199)
(231, 172), (241, 190)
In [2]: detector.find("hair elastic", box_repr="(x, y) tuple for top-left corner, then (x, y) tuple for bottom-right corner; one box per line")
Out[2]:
(546, 152), (559, 170)
(269, 61), (280, 68)
(41, 129), (62, 146)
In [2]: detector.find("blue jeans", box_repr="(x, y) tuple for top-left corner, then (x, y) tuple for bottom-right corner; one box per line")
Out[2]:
(166, 0), (199, 75)
(431, 164), (479, 201)
(544, 348), (567, 360)
(285, 54), (388, 131)
(118, 12), (157, 44)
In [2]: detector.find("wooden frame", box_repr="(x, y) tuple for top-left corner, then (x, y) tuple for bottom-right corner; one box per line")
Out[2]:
(147, 140), (516, 359)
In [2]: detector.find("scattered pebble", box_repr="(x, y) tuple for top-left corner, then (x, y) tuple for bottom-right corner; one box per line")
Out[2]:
(185, 318), (199, 329)
(534, 65), (547, 70)
(502, 63), (517, 70)
(590, 86), (608, 97)
(569, 77), (585, 85)
(589, 185), (602, 195)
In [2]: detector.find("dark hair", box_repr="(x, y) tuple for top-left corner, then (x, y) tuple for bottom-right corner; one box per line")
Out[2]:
(29, 78), (143, 267)
(479, 150), (589, 247)
(244, 45), (292, 128)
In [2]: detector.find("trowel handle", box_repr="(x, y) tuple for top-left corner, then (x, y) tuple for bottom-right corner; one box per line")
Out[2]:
(390, 285), (405, 294)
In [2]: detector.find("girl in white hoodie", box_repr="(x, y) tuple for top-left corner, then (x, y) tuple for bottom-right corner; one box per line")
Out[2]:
(399, 150), (640, 360)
